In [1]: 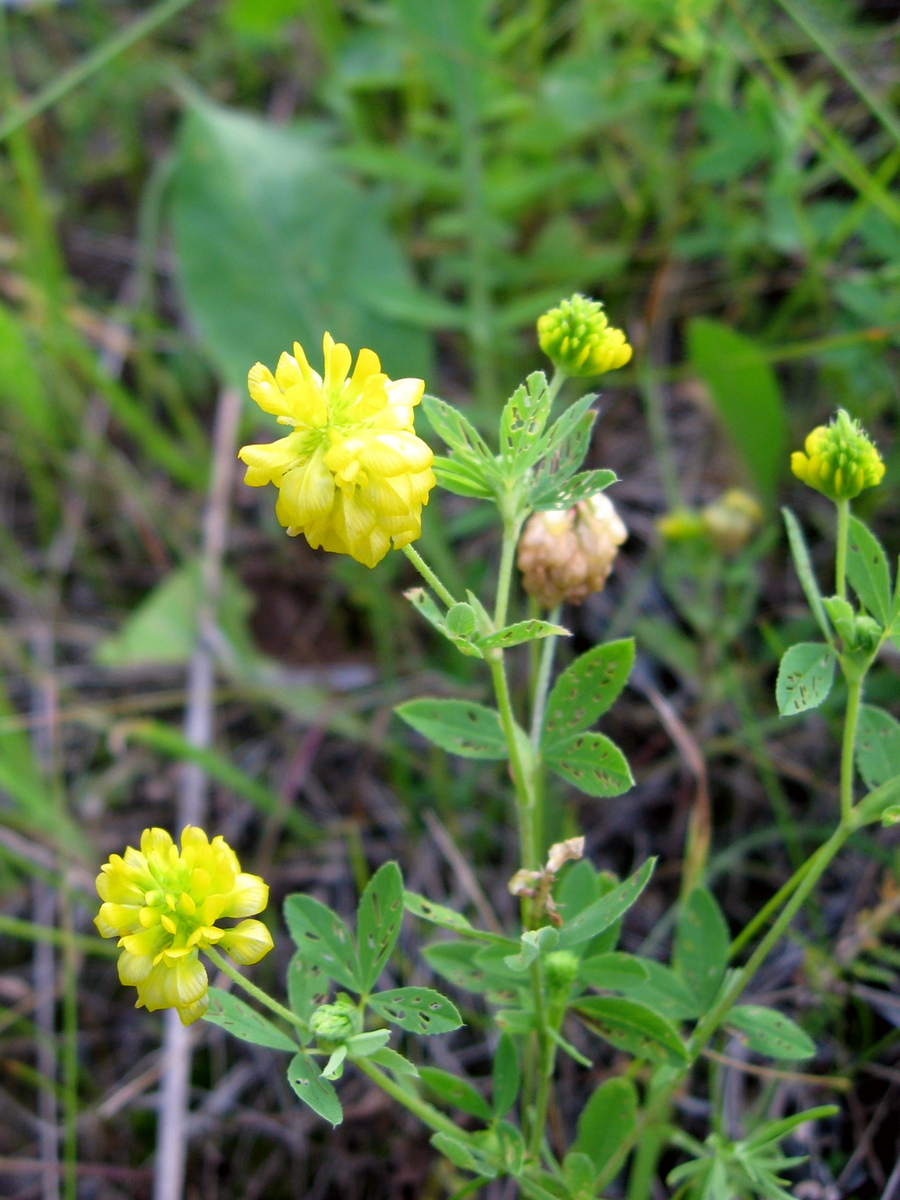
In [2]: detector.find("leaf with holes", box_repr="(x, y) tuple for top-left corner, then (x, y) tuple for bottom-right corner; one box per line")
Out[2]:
(848, 516), (892, 627)
(498, 372), (553, 479)
(204, 987), (298, 1052)
(573, 997), (688, 1066)
(856, 704), (900, 790)
(478, 619), (571, 652)
(726, 1005), (815, 1060)
(368, 987), (463, 1035)
(544, 732), (633, 797)
(284, 894), (361, 992)
(287, 1052), (343, 1125)
(420, 1067), (492, 1120)
(395, 699), (508, 759)
(574, 1076), (638, 1171)
(530, 468), (617, 512)
(558, 859), (655, 949)
(422, 394), (496, 470)
(782, 509), (832, 641)
(776, 642), (836, 716)
(356, 861), (404, 992)
(542, 640), (635, 749)
(674, 887), (729, 1009)
(287, 952), (329, 1025)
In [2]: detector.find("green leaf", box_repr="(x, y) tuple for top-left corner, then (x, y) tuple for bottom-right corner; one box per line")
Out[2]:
(431, 455), (496, 500)
(422, 940), (521, 995)
(287, 1052), (343, 1126)
(610, 958), (703, 1021)
(529, 398), (596, 496)
(504, 926), (559, 972)
(492, 1033), (519, 1117)
(559, 859), (655, 949)
(574, 1076), (638, 1171)
(446, 603), (477, 637)
(171, 96), (431, 392)
(782, 509), (832, 642)
(430, 1133), (498, 1179)
(854, 774), (900, 827)
(287, 953), (329, 1025)
(542, 640), (636, 749)
(422, 394), (495, 467)
(856, 704), (900, 789)
(367, 1046), (419, 1077)
(726, 1005), (816, 1060)
(356, 861), (404, 993)
(847, 516), (892, 627)
(345, 1031), (390, 1058)
(395, 698), (509, 759)
(563, 1151), (598, 1200)
(368, 987), (463, 1035)
(573, 997), (688, 1066)
(687, 318), (786, 502)
(499, 372), (553, 479)
(478, 619), (571, 651)
(204, 987), (298, 1052)
(530, 469), (618, 512)
(775, 642), (836, 715)
(419, 1067), (491, 1120)
(403, 588), (483, 657)
(743, 1105), (838, 1151)
(283, 894), (361, 992)
(544, 732), (634, 797)
(577, 952), (649, 991)
(674, 887), (729, 1009)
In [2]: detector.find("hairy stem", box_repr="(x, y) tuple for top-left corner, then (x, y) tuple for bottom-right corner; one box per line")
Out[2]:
(835, 498), (849, 600)
(205, 946), (306, 1032)
(355, 1058), (461, 1139)
(402, 543), (457, 609)
(840, 674), (863, 825)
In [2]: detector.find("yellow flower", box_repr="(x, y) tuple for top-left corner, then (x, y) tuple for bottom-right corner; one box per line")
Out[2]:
(791, 409), (885, 502)
(239, 334), (436, 568)
(95, 827), (273, 1026)
(537, 294), (632, 377)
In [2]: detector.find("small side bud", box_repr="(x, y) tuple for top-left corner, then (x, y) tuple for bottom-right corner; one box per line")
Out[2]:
(791, 409), (884, 501)
(700, 489), (763, 555)
(543, 950), (580, 995)
(537, 294), (632, 377)
(518, 493), (627, 609)
(310, 999), (358, 1044)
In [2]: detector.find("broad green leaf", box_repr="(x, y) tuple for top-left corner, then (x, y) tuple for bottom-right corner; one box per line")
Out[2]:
(284, 894), (361, 992)
(726, 1004), (816, 1060)
(368, 987), (462, 1035)
(171, 97), (430, 392)
(563, 1151), (598, 1200)
(422, 941), (521, 995)
(848, 516), (892, 627)
(478, 619), (571, 652)
(345, 1031), (390, 1058)
(420, 1067), (491, 1120)
(775, 642), (836, 715)
(688, 318), (786, 502)
(430, 1133), (498, 1179)
(856, 704), (900, 789)
(356, 861), (404, 992)
(573, 1076), (638, 1171)
(555, 858), (600, 918)
(577, 952), (649, 991)
(542, 640), (636, 749)
(492, 1033), (519, 1117)
(446, 603), (477, 637)
(367, 1046), (419, 1077)
(499, 372), (553, 479)
(573, 997), (688, 1065)
(611, 958), (703, 1021)
(782, 509), (831, 642)
(395, 0), (490, 113)
(204, 987), (298, 1052)
(675, 887), (729, 1009)
(395, 699), (508, 759)
(287, 953), (329, 1025)
(530, 469), (617, 512)
(544, 732), (634, 797)
(287, 1052), (343, 1126)
(559, 859), (655, 949)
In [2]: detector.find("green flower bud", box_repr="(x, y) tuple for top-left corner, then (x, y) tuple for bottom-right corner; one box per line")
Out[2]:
(543, 950), (580, 995)
(537, 294), (632, 377)
(310, 1000), (357, 1043)
(791, 409), (884, 501)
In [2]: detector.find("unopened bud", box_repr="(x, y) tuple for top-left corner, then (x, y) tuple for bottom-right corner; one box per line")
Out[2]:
(657, 508), (706, 543)
(701, 489), (763, 555)
(544, 950), (580, 994)
(791, 409), (884, 502)
(518, 493), (627, 609)
(537, 294), (632, 377)
(310, 1000), (357, 1043)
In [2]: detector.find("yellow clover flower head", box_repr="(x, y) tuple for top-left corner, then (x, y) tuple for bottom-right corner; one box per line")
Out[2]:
(791, 409), (885, 502)
(239, 334), (436, 568)
(536, 294), (632, 378)
(95, 827), (273, 1026)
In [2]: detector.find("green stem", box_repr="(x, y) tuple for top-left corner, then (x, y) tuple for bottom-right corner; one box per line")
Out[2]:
(205, 946), (307, 1033)
(490, 657), (537, 871)
(835, 499), (849, 600)
(402, 543), (457, 609)
(528, 959), (556, 1160)
(355, 1058), (461, 1139)
(840, 673), (863, 825)
(545, 367), (566, 409)
(530, 606), (562, 752)
(0, 0), (198, 143)
(494, 512), (523, 629)
(728, 852), (816, 959)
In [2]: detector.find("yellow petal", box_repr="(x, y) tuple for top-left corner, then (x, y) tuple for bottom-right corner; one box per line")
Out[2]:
(176, 993), (209, 1026)
(219, 919), (275, 964)
(359, 431), (433, 477)
(385, 377), (425, 408)
(274, 351), (305, 391)
(95, 902), (141, 937)
(292, 341), (323, 391)
(248, 363), (288, 416)
(222, 872), (269, 918)
(117, 948), (155, 987)
(138, 953), (207, 1012)
(333, 493), (389, 568)
(350, 347), (382, 389)
(275, 447), (336, 528)
(322, 333), (352, 397)
(239, 434), (302, 490)
(140, 828), (173, 859)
